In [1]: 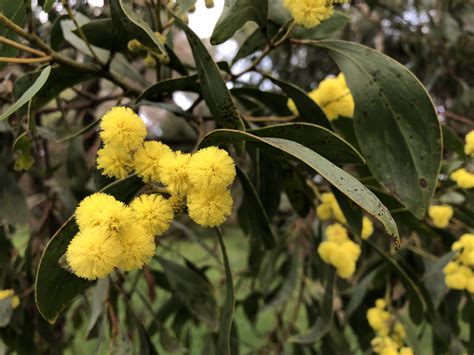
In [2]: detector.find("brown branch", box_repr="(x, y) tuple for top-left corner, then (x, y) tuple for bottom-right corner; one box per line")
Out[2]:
(0, 35), (46, 56)
(0, 55), (52, 63)
(445, 111), (474, 126)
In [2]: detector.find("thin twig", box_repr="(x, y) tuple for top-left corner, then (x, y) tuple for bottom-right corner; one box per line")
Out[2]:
(445, 111), (474, 126)
(0, 55), (52, 63)
(0, 35), (46, 56)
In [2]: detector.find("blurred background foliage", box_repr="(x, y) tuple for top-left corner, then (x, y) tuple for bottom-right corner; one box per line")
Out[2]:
(0, 0), (473, 354)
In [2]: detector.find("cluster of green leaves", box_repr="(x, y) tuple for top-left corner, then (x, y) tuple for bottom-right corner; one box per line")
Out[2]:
(0, 0), (473, 354)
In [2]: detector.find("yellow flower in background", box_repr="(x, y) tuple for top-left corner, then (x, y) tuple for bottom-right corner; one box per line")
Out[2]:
(317, 241), (336, 263)
(361, 216), (374, 239)
(100, 107), (147, 151)
(316, 192), (347, 223)
(0, 289), (20, 309)
(130, 194), (174, 236)
(187, 147), (236, 192)
(66, 227), (122, 280)
(443, 261), (459, 274)
(96, 145), (131, 180)
(133, 141), (173, 183)
(444, 235), (474, 292)
(445, 267), (470, 290)
(464, 130), (474, 156)
(399, 347), (414, 355)
(312, 73), (354, 120)
(428, 205), (453, 228)
(187, 189), (233, 228)
(287, 0), (334, 28)
(467, 277), (474, 294)
(450, 168), (474, 189)
(75, 193), (133, 233)
(117, 224), (156, 271)
(159, 151), (192, 196)
(367, 301), (391, 336)
(325, 223), (349, 243)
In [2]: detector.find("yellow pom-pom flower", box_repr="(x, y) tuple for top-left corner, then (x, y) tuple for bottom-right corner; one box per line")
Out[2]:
(117, 224), (156, 271)
(311, 73), (355, 120)
(361, 216), (374, 239)
(0, 289), (20, 309)
(187, 189), (233, 228)
(159, 151), (192, 196)
(316, 192), (346, 223)
(133, 141), (173, 183)
(187, 147), (236, 192)
(450, 168), (474, 189)
(130, 194), (174, 236)
(428, 205), (453, 228)
(66, 227), (123, 280)
(367, 301), (391, 335)
(96, 145), (131, 180)
(445, 266), (470, 290)
(288, 0), (334, 28)
(100, 107), (147, 151)
(75, 193), (133, 233)
(317, 241), (336, 263)
(464, 130), (474, 157)
(325, 223), (349, 243)
(399, 347), (414, 355)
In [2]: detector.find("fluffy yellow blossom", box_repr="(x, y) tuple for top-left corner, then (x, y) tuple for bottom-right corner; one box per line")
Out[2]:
(0, 289), (20, 309)
(100, 107), (146, 151)
(361, 216), (374, 239)
(133, 141), (172, 183)
(367, 300), (391, 335)
(187, 189), (233, 228)
(311, 73), (354, 120)
(187, 147), (236, 192)
(450, 168), (474, 189)
(443, 261), (459, 274)
(316, 192), (346, 223)
(316, 203), (332, 220)
(325, 223), (349, 243)
(464, 130), (474, 156)
(130, 194), (174, 236)
(399, 347), (414, 355)
(371, 336), (399, 354)
(467, 277), (474, 293)
(75, 193), (133, 233)
(96, 145), (131, 180)
(428, 205), (454, 228)
(317, 241), (336, 263)
(66, 227), (123, 280)
(287, 0), (334, 28)
(335, 259), (356, 278)
(117, 224), (156, 271)
(445, 268), (470, 290)
(159, 151), (192, 196)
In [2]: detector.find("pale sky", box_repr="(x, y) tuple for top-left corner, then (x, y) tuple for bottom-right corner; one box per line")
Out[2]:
(188, 0), (225, 38)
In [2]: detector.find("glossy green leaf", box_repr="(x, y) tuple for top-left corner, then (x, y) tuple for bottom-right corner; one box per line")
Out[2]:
(442, 125), (465, 157)
(211, 0), (268, 45)
(136, 75), (199, 103)
(236, 166), (276, 249)
(172, 13), (245, 130)
(0, 0), (25, 68)
(1, 66), (51, 120)
(248, 122), (364, 165)
(289, 267), (335, 343)
(313, 40), (441, 218)
(35, 175), (144, 323)
(231, 87), (292, 116)
(200, 130), (399, 245)
(268, 76), (332, 129)
(332, 187), (363, 236)
(156, 256), (219, 331)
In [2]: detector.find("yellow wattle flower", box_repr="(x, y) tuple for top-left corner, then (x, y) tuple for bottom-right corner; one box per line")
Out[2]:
(311, 73), (355, 120)
(325, 223), (348, 243)
(96, 145), (131, 180)
(361, 216), (374, 239)
(66, 227), (123, 280)
(288, 0), (334, 29)
(0, 289), (20, 309)
(187, 147), (236, 192)
(99, 107), (147, 151)
(130, 194), (174, 236)
(464, 130), (474, 157)
(400, 347), (414, 355)
(428, 205), (453, 228)
(133, 141), (173, 183)
(117, 224), (156, 271)
(159, 151), (192, 197)
(75, 193), (133, 233)
(450, 168), (474, 189)
(187, 189), (233, 228)
(315, 192), (346, 223)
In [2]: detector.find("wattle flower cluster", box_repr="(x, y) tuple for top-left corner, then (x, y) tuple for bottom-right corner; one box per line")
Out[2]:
(428, 205), (453, 228)
(367, 299), (414, 355)
(317, 223), (361, 278)
(464, 130), (474, 157)
(443, 233), (474, 293)
(288, 73), (355, 121)
(66, 192), (173, 280)
(283, 0), (350, 29)
(450, 168), (474, 189)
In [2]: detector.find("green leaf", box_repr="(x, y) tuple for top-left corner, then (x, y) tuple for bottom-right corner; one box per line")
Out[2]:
(313, 40), (442, 218)
(0, 0), (25, 68)
(293, 11), (349, 40)
(268, 76), (332, 129)
(1, 66), (51, 120)
(289, 267), (335, 343)
(442, 125), (465, 157)
(211, 0), (268, 45)
(332, 187), (363, 236)
(110, 0), (168, 60)
(232, 21), (279, 63)
(345, 267), (382, 317)
(248, 122), (364, 165)
(200, 130), (400, 245)
(43, 0), (56, 12)
(136, 75), (199, 103)
(171, 12), (245, 130)
(0, 166), (28, 227)
(35, 175), (144, 323)
(279, 162), (314, 217)
(12, 132), (35, 171)
(231, 86), (292, 116)
(216, 229), (235, 355)
(156, 256), (219, 331)
(236, 166), (276, 249)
